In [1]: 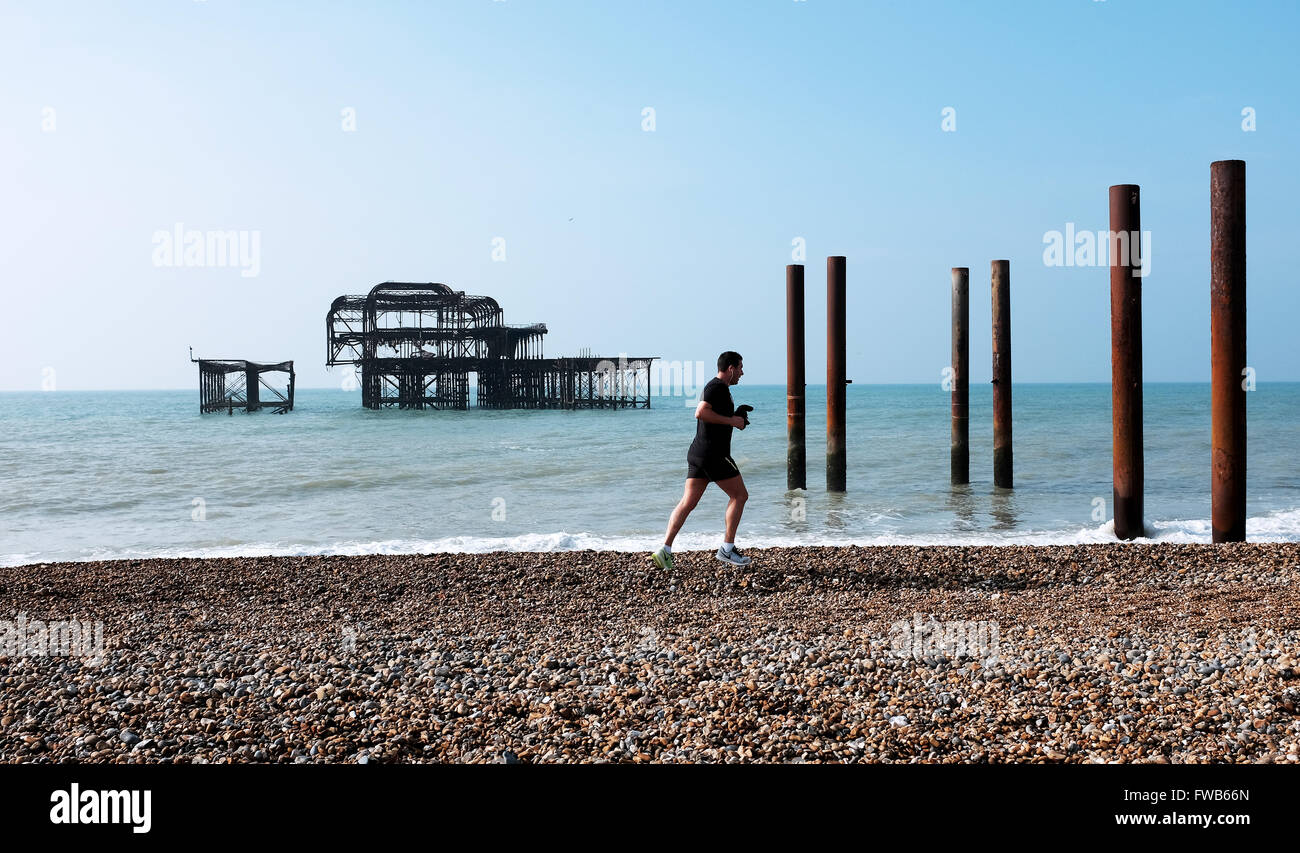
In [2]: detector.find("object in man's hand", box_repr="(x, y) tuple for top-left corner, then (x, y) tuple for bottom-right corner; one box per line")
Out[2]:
(736, 404), (753, 425)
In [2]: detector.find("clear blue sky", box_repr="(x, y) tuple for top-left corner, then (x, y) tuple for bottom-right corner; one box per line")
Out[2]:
(2, 0), (1296, 390)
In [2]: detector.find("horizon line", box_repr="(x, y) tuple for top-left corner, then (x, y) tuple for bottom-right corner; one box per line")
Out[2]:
(4, 380), (1298, 394)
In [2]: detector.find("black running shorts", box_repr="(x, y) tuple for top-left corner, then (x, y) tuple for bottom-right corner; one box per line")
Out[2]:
(687, 453), (740, 482)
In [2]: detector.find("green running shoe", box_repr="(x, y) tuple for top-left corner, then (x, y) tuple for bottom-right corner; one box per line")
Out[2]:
(650, 546), (674, 570)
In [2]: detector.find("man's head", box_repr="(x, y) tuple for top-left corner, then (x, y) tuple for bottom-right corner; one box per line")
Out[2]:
(717, 351), (743, 385)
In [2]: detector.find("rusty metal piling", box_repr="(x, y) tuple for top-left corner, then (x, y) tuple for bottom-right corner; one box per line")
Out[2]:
(1211, 160), (1247, 542)
(1110, 184), (1143, 539)
(991, 260), (1012, 488)
(787, 264), (806, 490)
(951, 267), (969, 485)
(827, 256), (847, 492)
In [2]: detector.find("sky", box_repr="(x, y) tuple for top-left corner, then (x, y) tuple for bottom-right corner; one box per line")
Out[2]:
(1, 0), (1296, 390)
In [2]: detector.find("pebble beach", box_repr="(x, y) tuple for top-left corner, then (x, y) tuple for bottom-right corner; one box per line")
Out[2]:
(3, 544), (1300, 764)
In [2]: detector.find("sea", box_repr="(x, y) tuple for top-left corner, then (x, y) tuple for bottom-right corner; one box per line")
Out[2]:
(1, 383), (1297, 567)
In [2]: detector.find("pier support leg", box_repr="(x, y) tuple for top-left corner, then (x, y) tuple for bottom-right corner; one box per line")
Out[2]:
(951, 267), (969, 485)
(826, 256), (846, 492)
(1211, 160), (1247, 543)
(245, 368), (260, 412)
(1110, 184), (1144, 539)
(991, 260), (1012, 489)
(787, 264), (806, 490)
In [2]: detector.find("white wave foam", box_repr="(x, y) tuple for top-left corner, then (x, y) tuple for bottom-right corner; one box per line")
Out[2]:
(5, 509), (1297, 566)
(1245, 506), (1300, 539)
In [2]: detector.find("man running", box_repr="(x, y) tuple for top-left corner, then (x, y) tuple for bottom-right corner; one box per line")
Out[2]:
(651, 351), (751, 569)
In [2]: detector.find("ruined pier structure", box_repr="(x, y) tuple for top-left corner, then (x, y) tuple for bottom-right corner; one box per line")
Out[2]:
(327, 282), (656, 410)
(191, 348), (295, 414)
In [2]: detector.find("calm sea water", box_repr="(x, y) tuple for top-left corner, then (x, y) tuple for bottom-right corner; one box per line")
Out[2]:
(1, 383), (1297, 566)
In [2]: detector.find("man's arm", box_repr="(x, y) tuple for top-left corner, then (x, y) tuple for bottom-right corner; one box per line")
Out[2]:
(695, 400), (744, 428)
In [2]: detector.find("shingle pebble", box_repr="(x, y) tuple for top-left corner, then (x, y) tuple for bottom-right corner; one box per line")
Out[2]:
(2, 543), (1299, 763)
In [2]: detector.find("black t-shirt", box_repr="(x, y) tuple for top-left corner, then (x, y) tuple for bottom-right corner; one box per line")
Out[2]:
(688, 377), (735, 459)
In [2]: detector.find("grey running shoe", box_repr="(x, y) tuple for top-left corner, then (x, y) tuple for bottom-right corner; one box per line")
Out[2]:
(715, 545), (751, 566)
(651, 546), (674, 570)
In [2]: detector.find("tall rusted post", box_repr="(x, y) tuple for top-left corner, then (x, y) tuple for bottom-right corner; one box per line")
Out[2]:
(951, 267), (969, 485)
(827, 256), (847, 492)
(1110, 184), (1143, 540)
(1211, 160), (1247, 543)
(991, 260), (1012, 488)
(786, 264), (807, 490)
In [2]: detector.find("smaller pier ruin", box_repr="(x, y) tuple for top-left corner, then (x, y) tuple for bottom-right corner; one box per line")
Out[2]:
(190, 348), (295, 414)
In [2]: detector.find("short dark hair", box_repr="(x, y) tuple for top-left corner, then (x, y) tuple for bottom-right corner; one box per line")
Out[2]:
(718, 351), (743, 372)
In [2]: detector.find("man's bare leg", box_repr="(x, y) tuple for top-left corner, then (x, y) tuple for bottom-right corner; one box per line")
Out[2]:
(664, 478), (709, 547)
(715, 474), (748, 543)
